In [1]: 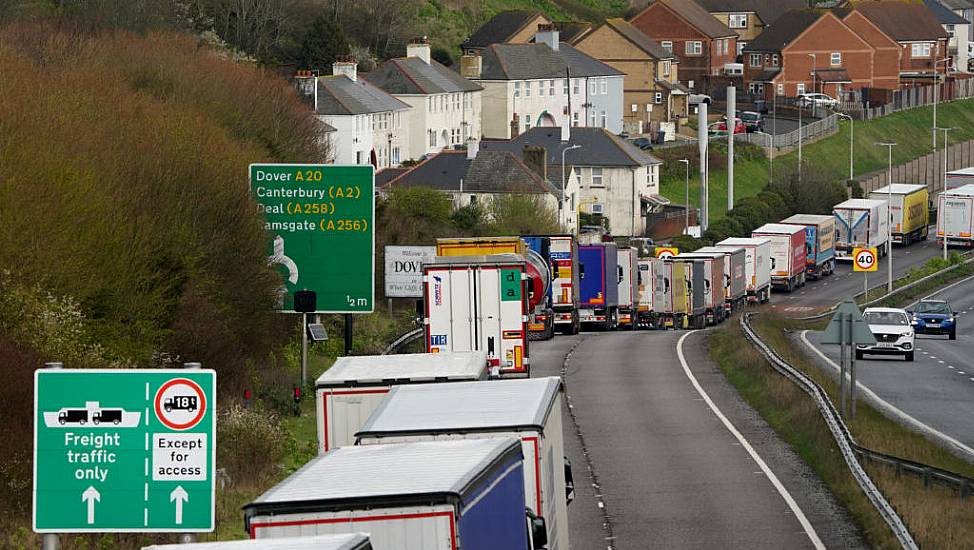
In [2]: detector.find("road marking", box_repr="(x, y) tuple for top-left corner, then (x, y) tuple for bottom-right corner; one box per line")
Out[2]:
(801, 330), (974, 462)
(948, 365), (955, 369)
(959, 372), (967, 375)
(676, 331), (825, 550)
(939, 360), (945, 364)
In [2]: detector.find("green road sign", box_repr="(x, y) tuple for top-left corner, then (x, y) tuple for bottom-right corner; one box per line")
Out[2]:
(250, 164), (375, 313)
(821, 299), (877, 345)
(33, 369), (216, 533)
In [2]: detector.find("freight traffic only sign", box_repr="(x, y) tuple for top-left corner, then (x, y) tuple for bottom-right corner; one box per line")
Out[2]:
(250, 164), (375, 313)
(33, 369), (216, 533)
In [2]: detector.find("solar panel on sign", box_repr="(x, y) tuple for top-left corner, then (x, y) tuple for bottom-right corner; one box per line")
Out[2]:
(307, 324), (328, 342)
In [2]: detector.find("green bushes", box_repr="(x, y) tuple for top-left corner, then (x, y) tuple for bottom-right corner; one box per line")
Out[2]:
(217, 404), (287, 488)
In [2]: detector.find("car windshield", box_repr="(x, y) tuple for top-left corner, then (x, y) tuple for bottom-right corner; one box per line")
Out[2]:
(915, 301), (951, 314)
(864, 311), (910, 325)
(741, 113), (758, 121)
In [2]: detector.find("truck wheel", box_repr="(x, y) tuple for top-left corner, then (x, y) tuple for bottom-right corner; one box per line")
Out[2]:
(93, 418), (100, 425)
(786, 280), (794, 293)
(905, 351), (914, 362)
(855, 350), (864, 360)
(903, 234), (912, 247)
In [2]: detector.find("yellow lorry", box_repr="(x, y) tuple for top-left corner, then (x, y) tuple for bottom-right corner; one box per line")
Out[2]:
(869, 184), (929, 246)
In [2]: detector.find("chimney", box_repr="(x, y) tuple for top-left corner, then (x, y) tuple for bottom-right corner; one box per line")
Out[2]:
(522, 145), (548, 180)
(535, 23), (559, 52)
(407, 36), (431, 64)
(460, 54), (482, 79)
(561, 123), (570, 142)
(294, 69), (319, 111)
(332, 55), (357, 82)
(466, 138), (479, 160)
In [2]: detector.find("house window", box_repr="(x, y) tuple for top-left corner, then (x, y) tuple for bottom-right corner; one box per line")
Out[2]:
(525, 114), (532, 131)
(831, 52), (841, 66)
(646, 103), (652, 112)
(573, 79), (581, 95)
(550, 80), (556, 95)
(647, 167), (655, 187)
(591, 167), (604, 187)
(563, 79), (569, 95)
(686, 41), (703, 55)
(729, 13), (747, 28)
(514, 82), (521, 97)
(573, 112), (580, 126)
(749, 53), (762, 68)
(600, 110), (607, 128)
(428, 97), (433, 112)
(946, 24), (955, 38)
(796, 82), (806, 95)
(911, 42), (932, 57)
(748, 82), (762, 94)
(771, 54), (779, 67)
(525, 82), (531, 97)
(654, 92), (663, 104)
(631, 103), (638, 113)
(590, 79), (597, 95)
(777, 83), (784, 95)
(663, 60), (671, 77)
(539, 80), (545, 96)
(590, 110), (597, 126)
(429, 130), (436, 147)
(455, 93), (461, 110)
(600, 77), (607, 95)
(356, 151), (363, 164)
(661, 40), (673, 54)
(723, 39), (730, 55)
(737, 41), (746, 55)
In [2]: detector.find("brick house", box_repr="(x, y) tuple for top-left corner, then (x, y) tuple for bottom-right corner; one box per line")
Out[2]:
(841, 9), (903, 91)
(629, 0), (738, 92)
(743, 10), (878, 100)
(852, 1), (950, 86)
(573, 18), (689, 134)
(694, 0), (808, 55)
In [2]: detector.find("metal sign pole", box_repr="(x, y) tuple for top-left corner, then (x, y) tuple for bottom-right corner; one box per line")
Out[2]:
(850, 317), (858, 420)
(345, 314), (354, 356)
(839, 313), (847, 417)
(301, 312), (309, 385)
(41, 361), (63, 550)
(179, 362), (201, 544)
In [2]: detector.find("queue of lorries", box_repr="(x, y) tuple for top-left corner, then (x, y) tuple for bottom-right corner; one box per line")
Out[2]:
(148, 182), (963, 550)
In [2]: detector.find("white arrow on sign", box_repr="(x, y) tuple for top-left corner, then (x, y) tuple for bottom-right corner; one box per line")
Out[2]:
(170, 485), (189, 525)
(82, 486), (100, 525)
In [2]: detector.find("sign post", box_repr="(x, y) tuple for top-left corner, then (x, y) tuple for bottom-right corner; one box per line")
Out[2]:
(853, 247), (878, 302)
(33, 369), (216, 533)
(821, 299), (876, 418)
(655, 247), (679, 260)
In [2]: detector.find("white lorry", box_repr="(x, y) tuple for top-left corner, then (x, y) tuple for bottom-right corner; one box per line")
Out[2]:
(356, 377), (572, 550)
(833, 198), (890, 260)
(143, 534), (373, 550)
(938, 184), (974, 248)
(716, 238), (772, 303)
(750, 224), (807, 292)
(424, 254), (531, 377)
(315, 352), (488, 453)
(616, 247), (639, 329)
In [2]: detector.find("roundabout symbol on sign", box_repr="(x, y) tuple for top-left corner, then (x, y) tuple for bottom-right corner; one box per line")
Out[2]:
(155, 378), (206, 431)
(853, 248), (877, 272)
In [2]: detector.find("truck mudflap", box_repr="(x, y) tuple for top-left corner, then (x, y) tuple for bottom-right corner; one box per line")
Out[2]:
(493, 347), (529, 378)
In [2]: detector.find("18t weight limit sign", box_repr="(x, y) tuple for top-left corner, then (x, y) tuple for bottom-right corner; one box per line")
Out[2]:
(853, 248), (878, 272)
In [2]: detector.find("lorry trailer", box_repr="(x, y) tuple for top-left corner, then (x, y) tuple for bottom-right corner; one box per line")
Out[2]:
(356, 377), (572, 550)
(833, 199), (890, 260)
(946, 167), (974, 191)
(616, 247), (639, 329)
(695, 246), (747, 314)
(315, 351), (488, 453)
(636, 258), (658, 328)
(423, 254), (530, 378)
(751, 224), (807, 292)
(143, 534), (373, 550)
(715, 238), (772, 303)
(938, 184), (974, 248)
(526, 235), (580, 335)
(244, 439), (547, 550)
(868, 184), (929, 246)
(670, 252), (727, 324)
(779, 214), (836, 279)
(653, 260), (690, 329)
(578, 243), (620, 330)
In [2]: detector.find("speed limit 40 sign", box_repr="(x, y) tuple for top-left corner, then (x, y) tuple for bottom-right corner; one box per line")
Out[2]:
(853, 247), (878, 272)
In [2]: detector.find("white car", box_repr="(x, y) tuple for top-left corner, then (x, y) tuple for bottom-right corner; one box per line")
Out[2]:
(857, 307), (915, 361)
(797, 93), (839, 109)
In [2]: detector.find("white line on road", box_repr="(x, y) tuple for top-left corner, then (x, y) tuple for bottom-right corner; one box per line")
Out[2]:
(677, 331), (825, 550)
(801, 330), (974, 462)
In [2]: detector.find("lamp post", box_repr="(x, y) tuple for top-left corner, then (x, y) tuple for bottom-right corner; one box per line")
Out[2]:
(678, 158), (690, 234)
(798, 95), (803, 184)
(935, 127), (954, 260)
(875, 142), (896, 292)
(836, 113), (854, 182)
(933, 57), (951, 150)
(808, 53), (817, 95)
(561, 145), (582, 231)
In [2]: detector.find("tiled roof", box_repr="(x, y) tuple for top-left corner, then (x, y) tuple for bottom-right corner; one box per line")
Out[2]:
(939, 0), (974, 11)
(743, 10), (825, 52)
(693, 0), (809, 25)
(365, 58), (482, 95)
(642, 0), (737, 39)
(557, 21), (594, 44)
(476, 42), (622, 80)
(751, 68), (781, 81)
(375, 168), (408, 187)
(462, 10), (544, 49)
(604, 18), (677, 60)
(384, 150), (557, 195)
(854, 1), (950, 41)
(814, 68), (852, 82)
(481, 127), (661, 168)
(315, 75), (409, 116)
(923, 0), (970, 23)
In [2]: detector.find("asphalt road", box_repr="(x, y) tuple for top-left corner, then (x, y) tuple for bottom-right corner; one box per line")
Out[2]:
(530, 330), (865, 549)
(804, 273), (974, 451)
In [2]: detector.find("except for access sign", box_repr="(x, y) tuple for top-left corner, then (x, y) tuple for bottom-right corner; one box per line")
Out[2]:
(33, 369), (216, 533)
(250, 164), (375, 313)
(655, 247), (679, 259)
(853, 247), (878, 272)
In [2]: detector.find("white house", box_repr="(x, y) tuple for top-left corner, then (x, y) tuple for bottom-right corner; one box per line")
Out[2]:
(365, 38), (483, 162)
(461, 24), (625, 139)
(294, 60), (410, 167)
(482, 127), (664, 236)
(926, 0), (973, 71)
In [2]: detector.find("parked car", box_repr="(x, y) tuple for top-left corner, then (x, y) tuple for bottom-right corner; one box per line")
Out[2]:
(689, 93), (712, 105)
(618, 131), (630, 140)
(717, 117), (746, 135)
(797, 93), (839, 109)
(740, 111), (763, 132)
(857, 307), (915, 361)
(630, 137), (654, 150)
(909, 300), (957, 339)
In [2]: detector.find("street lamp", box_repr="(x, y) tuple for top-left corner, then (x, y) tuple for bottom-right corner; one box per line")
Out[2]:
(808, 53), (817, 95)
(933, 58), (952, 150)
(561, 145), (582, 230)
(836, 113), (854, 182)
(935, 127), (954, 260)
(875, 142), (896, 292)
(678, 158), (690, 234)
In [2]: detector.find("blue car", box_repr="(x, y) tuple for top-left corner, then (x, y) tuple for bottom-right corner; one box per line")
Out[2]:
(909, 300), (957, 340)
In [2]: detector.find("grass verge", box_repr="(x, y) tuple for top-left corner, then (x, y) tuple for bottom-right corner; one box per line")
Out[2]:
(859, 253), (974, 306)
(711, 315), (974, 549)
